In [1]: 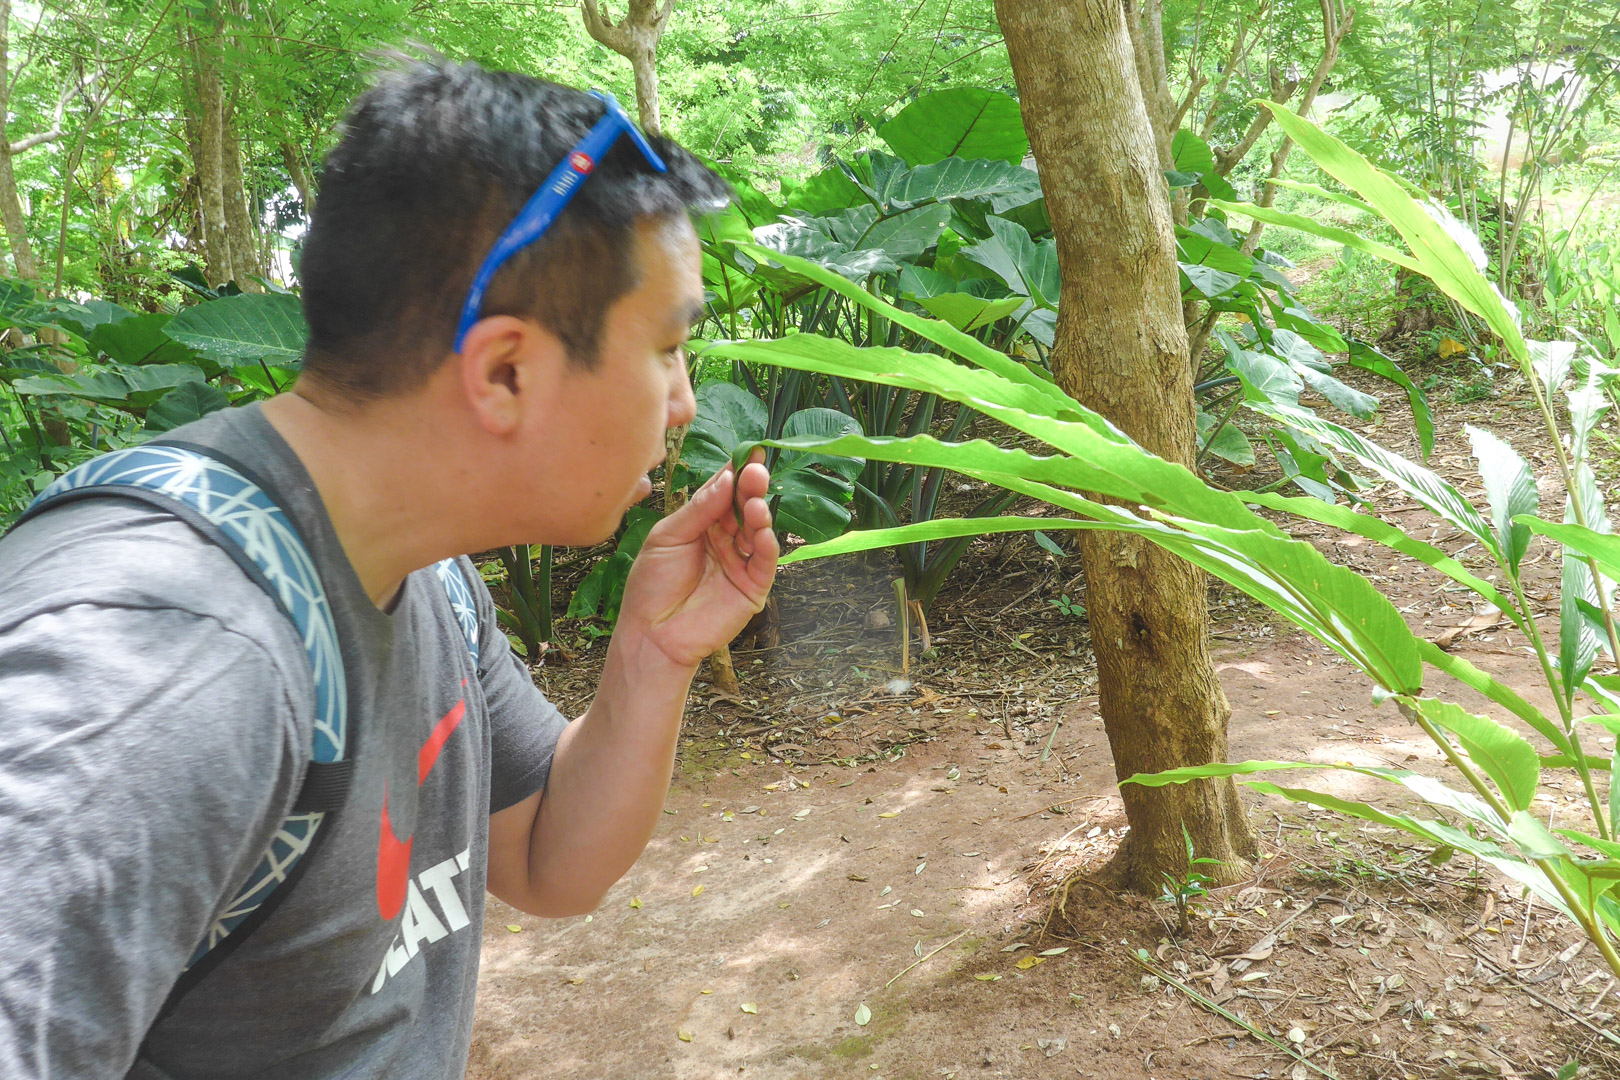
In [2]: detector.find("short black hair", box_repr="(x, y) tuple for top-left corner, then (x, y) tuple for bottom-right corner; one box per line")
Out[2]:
(298, 52), (730, 397)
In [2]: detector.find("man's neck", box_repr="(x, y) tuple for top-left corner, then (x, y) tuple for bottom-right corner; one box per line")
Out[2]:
(260, 384), (471, 609)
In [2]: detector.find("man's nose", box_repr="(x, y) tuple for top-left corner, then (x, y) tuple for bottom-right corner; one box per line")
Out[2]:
(670, 369), (697, 428)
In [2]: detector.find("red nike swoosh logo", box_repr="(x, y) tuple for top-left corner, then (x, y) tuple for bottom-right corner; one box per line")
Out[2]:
(376, 690), (467, 920)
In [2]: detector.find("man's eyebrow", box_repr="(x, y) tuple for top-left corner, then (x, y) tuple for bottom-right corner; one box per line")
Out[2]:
(677, 300), (705, 332)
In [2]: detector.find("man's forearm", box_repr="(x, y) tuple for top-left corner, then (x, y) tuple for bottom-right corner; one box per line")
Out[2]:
(520, 630), (697, 913)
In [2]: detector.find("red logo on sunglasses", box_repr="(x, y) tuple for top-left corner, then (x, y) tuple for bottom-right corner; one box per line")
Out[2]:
(570, 152), (594, 174)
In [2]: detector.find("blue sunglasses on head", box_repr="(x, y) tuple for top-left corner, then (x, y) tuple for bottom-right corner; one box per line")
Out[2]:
(453, 89), (667, 352)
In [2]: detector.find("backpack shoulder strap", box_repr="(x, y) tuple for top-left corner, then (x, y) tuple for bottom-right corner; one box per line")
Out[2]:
(433, 556), (481, 668)
(14, 444), (351, 995)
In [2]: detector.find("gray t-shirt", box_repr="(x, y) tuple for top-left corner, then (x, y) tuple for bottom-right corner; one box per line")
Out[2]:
(0, 404), (571, 1079)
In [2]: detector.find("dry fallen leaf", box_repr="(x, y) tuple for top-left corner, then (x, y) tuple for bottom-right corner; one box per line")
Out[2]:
(1015, 956), (1047, 970)
(974, 973), (1002, 981)
(854, 1003), (871, 1026)
(505, 924), (522, 933)
(740, 1002), (758, 1014)
(677, 1030), (693, 1043)
(629, 897), (642, 910)
(692, 884), (705, 898)
(1432, 608), (1502, 650)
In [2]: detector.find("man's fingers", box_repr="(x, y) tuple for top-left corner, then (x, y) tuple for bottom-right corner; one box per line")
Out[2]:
(656, 465), (734, 545)
(736, 460), (771, 506)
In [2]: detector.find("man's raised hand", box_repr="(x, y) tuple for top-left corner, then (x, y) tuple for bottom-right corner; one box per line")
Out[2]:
(615, 450), (779, 670)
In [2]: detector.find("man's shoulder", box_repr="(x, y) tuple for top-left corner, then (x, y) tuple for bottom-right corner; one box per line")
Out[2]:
(0, 495), (297, 652)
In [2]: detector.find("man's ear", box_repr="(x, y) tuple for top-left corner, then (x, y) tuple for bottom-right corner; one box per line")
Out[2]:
(455, 316), (565, 435)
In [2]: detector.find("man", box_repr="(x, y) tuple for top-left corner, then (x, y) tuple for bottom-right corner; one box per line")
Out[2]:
(0, 56), (776, 1078)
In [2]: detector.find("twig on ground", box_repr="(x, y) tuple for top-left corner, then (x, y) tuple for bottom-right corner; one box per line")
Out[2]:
(882, 930), (968, 990)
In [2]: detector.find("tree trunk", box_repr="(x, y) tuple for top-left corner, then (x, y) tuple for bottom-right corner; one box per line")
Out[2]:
(579, 0), (675, 136)
(281, 141), (315, 218)
(221, 96), (260, 289)
(185, 15), (233, 286)
(0, 0), (35, 280)
(996, 0), (1258, 893)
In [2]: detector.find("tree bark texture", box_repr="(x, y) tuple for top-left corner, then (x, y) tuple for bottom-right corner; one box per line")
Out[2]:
(184, 14), (234, 286)
(221, 96), (260, 289)
(0, 0), (36, 279)
(996, 0), (1258, 892)
(281, 141), (315, 217)
(580, 0), (675, 136)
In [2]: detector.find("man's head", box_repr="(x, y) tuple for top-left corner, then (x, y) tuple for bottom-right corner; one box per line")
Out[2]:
(298, 53), (729, 394)
(293, 55), (729, 547)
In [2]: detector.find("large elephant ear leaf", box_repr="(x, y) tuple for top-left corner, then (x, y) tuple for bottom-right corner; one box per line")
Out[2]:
(145, 381), (231, 433)
(778, 408), (865, 480)
(164, 292), (307, 366)
(1467, 425), (1539, 572)
(878, 87), (1029, 167)
(683, 380), (767, 479)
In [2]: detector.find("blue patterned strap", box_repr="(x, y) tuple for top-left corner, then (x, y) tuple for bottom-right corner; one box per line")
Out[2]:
(16, 444), (480, 984)
(19, 444), (350, 971)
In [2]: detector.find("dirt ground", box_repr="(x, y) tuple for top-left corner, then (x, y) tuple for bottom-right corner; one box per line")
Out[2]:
(465, 342), (1620, 1079)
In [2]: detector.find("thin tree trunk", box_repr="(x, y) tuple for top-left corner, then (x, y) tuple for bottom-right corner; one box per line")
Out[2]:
(281, 141), (315, 217)
(221, 96), (259, 289)
(580, 0), (675, 136)
(0, 0), (35, 279)
(1238, 0), (1352, 256)
(996, 0), (1258, 892)
(186, 15), (233, 285)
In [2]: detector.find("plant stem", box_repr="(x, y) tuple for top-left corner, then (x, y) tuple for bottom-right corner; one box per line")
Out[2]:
(1404, 701), (1620, 983)
(1502, 567), (1609, 838)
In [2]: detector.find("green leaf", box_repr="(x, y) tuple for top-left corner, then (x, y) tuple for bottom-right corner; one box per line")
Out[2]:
(1344, 341), (1434, 458)
(782, 166), (866, 215)
(164, 293), (307, 365)
(1123, 760), (1330, 787)
(118, 364), (209, 408)
(1508, 810), (1574, 860)
(1243, 490), (1520, 625)
(1198, 409), (1254, 466)
(683, 380), (767, 479)
(1227, 346), (1302, 407)
(1467, 426), (1539, 572)
(89, 313), (200, 368)
(1177, 230), (1255, 277)
(960, 217), (1060, 308)
(1410, 698), (1539, 812)
(858, 203), (954, 260)
(144, 382), (231, 433)
(1562, 540), (1603, 704)
(779, 408), (866, 481)
(1530, 340), (1577, 390)
(1181, 263), (1245, 299)
(771, 409), (864, 544)
(730, 241), (1068, 402)
(878, 157), (1044, 213)
(1519, 517), (1620, 582)
(1253, 400), (1498, 557)
(1253, 104), (1527, 362)
(49, 298), (134, 338)
(915, 293), (1026, 333)
(878, 88), (1028, 167)
(1170, 130), (1215, 175)
(1415, 640), (1571, 755)
(1294, 365), (1378, 419)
